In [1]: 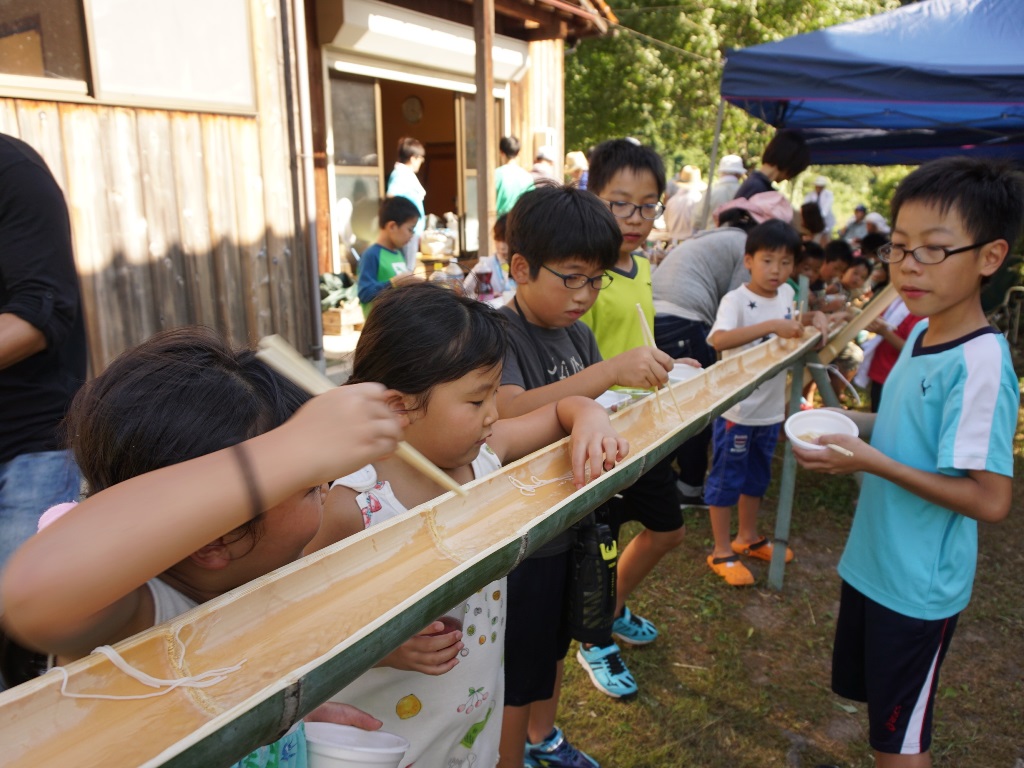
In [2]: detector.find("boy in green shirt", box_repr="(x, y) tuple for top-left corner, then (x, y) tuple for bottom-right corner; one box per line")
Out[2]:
(357, 197), (421, 317)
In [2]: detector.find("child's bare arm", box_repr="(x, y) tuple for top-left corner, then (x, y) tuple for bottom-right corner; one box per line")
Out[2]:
(496, 347), (672, 418)
(304, 484), (366, 554)
(709, 318), (803, 352)
(792, 437), (1011, 523)
(0, 384), (402, 655)
(490, 396), (629, 488)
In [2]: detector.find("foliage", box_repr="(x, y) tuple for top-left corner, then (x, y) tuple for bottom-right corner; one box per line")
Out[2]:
(565, 1), (903, 226)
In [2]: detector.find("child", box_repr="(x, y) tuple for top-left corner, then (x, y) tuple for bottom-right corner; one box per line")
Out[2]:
(496, 185), (675, 768)
(357, 196), (422, 317)
(793, 157), (1022, 767)
(465, 214), (511, 301)
(705, 220), (828, 586)
(809, 239), (854, 312)
(308, 282), (627, 767)
(578, 137), (690, 696)
(0, 327), (405, 766)
(788, 240), (824, 304)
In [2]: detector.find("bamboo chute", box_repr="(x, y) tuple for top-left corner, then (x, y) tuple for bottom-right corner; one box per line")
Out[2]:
(0, 329), (827, 767)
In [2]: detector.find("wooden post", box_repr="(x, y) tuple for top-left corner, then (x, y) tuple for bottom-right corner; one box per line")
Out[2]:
(474, 0), (496, 257)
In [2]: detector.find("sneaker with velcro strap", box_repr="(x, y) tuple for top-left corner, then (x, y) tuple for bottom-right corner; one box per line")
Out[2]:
(611, 606), (658, 646)
(576, 641), (638, 699)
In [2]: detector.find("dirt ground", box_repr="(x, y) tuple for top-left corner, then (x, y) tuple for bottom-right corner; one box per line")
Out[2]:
(557, 383), (1024, 767)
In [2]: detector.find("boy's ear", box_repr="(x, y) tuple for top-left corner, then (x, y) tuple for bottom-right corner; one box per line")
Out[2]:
(510, 253), (532, 284)
(979, 239), (1009, 277)
(189, 539), (234, 571)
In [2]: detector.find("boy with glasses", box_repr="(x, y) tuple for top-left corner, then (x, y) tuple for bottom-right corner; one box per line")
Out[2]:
(496, 184), (674, 768)
(576, 138), (692, 699)
(793, 157), (1022, 768)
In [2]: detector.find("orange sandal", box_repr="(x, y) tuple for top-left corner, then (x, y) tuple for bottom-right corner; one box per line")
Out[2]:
(732, 537), (794, 563)
(707, 554), (754, 586)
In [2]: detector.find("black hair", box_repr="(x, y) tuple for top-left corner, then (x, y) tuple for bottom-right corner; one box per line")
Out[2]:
(891, 156), (1024, 253)
(799, 202), (825, 235)
(717, 207), (760, 232)
(493, 213), (508, 242)
(349, 282), (508, 410)
(846, 256), (870, 274)
(499, 136), (521, 159)
(762, 129), (811, 180)
(823, 238), (854, 265)
(506, 184), (621, 276)
(64, 327), (310, 536)
(586, 138), (667, 198)
(396, 137), (425, 163)
(859, 232), (889, 259)
(379, 196), (420, 227)
(745, 219), (801, 257)
(798, 240), (825, 263)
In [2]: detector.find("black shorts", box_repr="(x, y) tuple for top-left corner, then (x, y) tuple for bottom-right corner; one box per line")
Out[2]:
(602, 454), (684, 537)
(503, 552), (574, 706)
(832, 581), (959, 755)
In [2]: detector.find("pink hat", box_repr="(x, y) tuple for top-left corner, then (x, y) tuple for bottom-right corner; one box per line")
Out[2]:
(713, 191), (794, 226)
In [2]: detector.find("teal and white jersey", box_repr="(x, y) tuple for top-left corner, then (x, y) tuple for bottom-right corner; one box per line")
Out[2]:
(838, 322), (1018, 620)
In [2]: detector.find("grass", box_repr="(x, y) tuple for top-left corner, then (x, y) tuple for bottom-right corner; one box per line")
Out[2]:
(556, 370), (1024, 768)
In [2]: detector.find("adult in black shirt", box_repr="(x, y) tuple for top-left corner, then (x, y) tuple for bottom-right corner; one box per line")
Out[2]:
(0, 133), (86, 576)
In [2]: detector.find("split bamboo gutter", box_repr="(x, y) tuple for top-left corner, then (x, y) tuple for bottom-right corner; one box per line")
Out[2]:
(0, 329), (832, 767)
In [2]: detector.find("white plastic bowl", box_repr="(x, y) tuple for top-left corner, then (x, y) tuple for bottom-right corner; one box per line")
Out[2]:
(668, 363), (702, 383)
(596, 389), (631, 412)
(305, 722), (410, 767)
(784, 409), (858, 451)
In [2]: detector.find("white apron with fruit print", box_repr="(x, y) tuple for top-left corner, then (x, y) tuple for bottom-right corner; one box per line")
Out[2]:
(330, 445), (505, 768)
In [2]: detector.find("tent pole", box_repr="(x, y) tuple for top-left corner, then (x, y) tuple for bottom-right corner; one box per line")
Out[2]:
(700, 98), (725, 229)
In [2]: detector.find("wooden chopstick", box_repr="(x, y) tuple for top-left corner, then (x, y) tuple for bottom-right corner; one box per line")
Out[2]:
(635, 303), (683, 419)
(826, 443), (854, 457)
(256, 336), (468, 497)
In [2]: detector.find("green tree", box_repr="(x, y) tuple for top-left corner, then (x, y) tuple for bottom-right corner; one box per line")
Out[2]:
(566, 1), (900, 186)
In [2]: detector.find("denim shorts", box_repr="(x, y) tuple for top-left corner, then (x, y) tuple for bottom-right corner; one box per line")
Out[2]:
(704, 420), (780, 507)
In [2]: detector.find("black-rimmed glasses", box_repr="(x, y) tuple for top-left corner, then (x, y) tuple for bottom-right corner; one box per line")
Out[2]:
(602, 200), (665, 221)
(878, 240), (994, 265)
(542, 264), (614, 290)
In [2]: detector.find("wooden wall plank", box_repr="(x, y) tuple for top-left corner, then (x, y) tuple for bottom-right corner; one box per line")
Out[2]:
(100, 107), (158, 348)
(60, 104), (127, 371)
(14, 101), (67, 193)
(252, 0), (308, 352)
(229, 118), (272, 343)
(136, 110), (191, 330)
(0, 99), (20, 137)
(169, 113), (218, 329)
(202, 114), (248, 345)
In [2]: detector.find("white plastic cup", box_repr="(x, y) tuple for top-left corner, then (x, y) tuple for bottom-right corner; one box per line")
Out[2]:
(305, 722), (409, 768)
(784, 409), (858, 451)
(669, 363), (701, 383)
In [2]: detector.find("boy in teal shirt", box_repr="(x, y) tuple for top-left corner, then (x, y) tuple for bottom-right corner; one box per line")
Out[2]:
(357, 197), (421, 317)
(793, 157), (1022, 767)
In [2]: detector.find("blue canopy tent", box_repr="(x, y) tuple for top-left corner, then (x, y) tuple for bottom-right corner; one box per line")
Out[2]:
(719, 0), (1024, 165)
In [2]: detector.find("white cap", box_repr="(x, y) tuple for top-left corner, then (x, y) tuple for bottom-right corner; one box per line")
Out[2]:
(718, 154), (746, 177)
(536, 145), (555, 162)
(864, 211), (890, 232)
(814, 175), (828, 187)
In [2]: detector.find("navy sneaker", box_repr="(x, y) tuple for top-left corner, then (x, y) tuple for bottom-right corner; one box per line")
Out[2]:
(525, 727), (599, 768)
(576, 642), (638, 698)
(612, 606), (658, 646)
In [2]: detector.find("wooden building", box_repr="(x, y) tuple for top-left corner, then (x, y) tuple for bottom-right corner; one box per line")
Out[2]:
(0, 0), (613, 370)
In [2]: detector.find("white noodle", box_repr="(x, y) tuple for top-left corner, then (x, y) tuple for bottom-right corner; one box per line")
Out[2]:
(508, 472), (575, 496)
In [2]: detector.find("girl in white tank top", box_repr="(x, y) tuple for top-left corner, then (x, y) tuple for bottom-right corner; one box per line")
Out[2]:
(307, 283), (628, 767)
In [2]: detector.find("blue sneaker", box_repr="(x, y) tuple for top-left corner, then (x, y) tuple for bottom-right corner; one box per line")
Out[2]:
(525, 727), (599, 768)
(612, 606), (658, 646)
(576, 642), (638, 698)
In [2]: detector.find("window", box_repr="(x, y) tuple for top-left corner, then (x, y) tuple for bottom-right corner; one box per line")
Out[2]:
(0, 0), (88, 85)
(0, 0), (255, 111)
